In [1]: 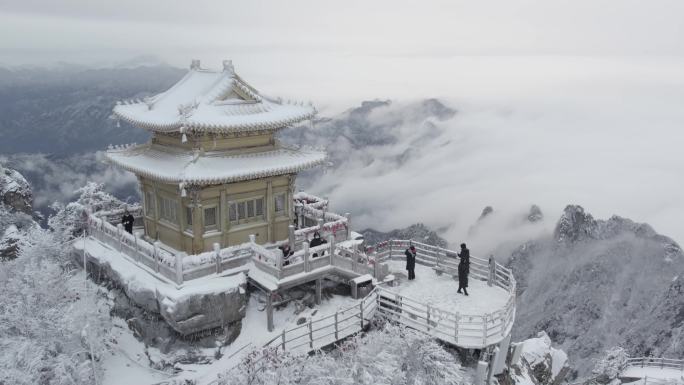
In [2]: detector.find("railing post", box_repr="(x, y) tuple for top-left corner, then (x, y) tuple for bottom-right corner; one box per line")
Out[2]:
(175, 252), (185, 286)
(334, 311), (339, 340)
(288, 225), (295, 251)
(454, 313), (460, 344)
(488, 255), (496, 287)
(328, 235), (335, 266)
(482, 313), (488, 345)
(116, 223), (123, 252)
(281, 329), (286, 351)
(426, 304), (431, 332)
(133, 231), (141, 264)
(345, 212), (351, 240)
(153, 241), (160, 273)
(308, 319), (313, 350)
(276, 248), (284, 271)
(303, 242), (310, 272)
(359, 301), (364, 329)
(214, 242), (221, 274)
(316, 218), (325, 239)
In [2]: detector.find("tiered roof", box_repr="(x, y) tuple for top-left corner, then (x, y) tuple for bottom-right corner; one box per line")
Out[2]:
(106, 59), (326, 186)
(106, 143), (326, 185)
(113, 60), (316, 133)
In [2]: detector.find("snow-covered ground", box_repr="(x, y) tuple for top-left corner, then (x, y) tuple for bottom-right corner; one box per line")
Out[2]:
(621, 366), (684, 382)
(385, 260), (510, 315)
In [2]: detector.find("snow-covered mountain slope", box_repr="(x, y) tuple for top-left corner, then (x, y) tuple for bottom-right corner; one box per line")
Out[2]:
(0, 65), (184, 154)
(508, 205), (684, 378)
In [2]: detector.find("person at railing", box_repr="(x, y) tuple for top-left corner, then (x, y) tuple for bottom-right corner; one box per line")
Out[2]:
(121, 207), (134, 234)
(457, 243), (470, 295)
(278, 244), (294, 266)
(309, 231), (328, 258)
(405, 245), (417, 280)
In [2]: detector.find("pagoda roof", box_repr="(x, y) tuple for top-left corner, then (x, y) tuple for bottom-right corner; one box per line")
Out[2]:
(105, 143), (326, 185)
(112, 60), (316, 134)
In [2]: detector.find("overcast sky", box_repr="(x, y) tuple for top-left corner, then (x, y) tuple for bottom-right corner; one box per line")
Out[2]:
(2, 0), (684, 63)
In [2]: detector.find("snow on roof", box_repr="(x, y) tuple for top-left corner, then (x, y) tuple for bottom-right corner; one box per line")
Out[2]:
(105, 143), (326, 185)
(113, 60), (316, 133)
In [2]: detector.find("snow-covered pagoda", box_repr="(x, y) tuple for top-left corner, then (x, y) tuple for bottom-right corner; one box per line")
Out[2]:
(107, 60), (326, 254)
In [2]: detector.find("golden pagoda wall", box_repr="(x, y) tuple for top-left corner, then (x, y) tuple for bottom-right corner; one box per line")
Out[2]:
(139, 174), (293, 254)
(152, 131), (277, 153)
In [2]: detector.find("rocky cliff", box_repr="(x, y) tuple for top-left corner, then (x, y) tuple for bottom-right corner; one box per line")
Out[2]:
(508, 205), (684, 377)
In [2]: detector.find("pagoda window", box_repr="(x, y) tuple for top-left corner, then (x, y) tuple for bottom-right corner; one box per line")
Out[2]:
(228, 197), (265, 225)
(159, 196), (178, 224)
(204, 206), (218, 231)
(145, 191), (155, 217)
(274, 193), (286, 213)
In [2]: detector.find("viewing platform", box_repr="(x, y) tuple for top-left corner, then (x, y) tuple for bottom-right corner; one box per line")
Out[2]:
(620, 357), (684, 384)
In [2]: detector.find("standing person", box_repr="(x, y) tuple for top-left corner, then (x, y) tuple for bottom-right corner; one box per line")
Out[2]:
(309, 231), (327, 257)
(405, 245), (417, 280)
(457, 243), (470, 295)
(121, 207), (134, 234)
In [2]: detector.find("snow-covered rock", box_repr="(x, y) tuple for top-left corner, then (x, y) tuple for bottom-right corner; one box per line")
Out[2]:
(0, 165), (33, 214)
(527, 205), (543, 223)
(75, 238), (247, 336)
(508, 205), (684, 377)
(507, 332), (570, 385)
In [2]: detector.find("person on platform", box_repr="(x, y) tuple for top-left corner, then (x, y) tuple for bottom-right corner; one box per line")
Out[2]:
(278, 244), (294, 266)
(121, 207), (134, 234)
(457, 243), (470, 295)
(309, 231), (328, 258)
(405, 245), (417, 280)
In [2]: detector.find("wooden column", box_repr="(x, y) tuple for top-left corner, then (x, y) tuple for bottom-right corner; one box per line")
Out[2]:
(220, 189), (229, 247)
(266, 179), (274, 242)
(191, 189), (203, 254)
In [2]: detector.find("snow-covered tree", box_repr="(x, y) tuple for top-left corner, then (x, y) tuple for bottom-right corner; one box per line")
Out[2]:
(217, 323), (469, 385)
(48, 181), (135, 240)
(0, 225), (111, 384)
(592, 347), (628, 385)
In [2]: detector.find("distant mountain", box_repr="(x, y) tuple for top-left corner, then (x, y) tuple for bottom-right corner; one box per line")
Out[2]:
(361, 223), (448, 248)
(0, 65), (184, 154)
(508, 205), (684, 377)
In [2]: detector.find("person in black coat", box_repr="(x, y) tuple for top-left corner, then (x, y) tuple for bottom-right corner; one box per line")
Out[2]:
(405, 245), (417, 280)
(309, 231), (327, 257)
(121, 208), (135, 234)
(457, 243), (470, 295)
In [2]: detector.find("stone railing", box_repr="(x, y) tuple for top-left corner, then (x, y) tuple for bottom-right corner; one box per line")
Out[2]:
(370, 239), (516, 294)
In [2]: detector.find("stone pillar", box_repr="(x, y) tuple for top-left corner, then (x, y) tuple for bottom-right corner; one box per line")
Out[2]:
(474, 360), (488, 385)
(175, 252), (185, 286)
(214, 242), (221, 274)
(288, 225), (295, 250)
(303, 242), (310, 272)
(492, 333), (512, 375)
(267, 292), (274, 332)
(488, 255), (496, 287)
(345, 212), (351, 240)
(315, 278), (322, 305)
(510, 343), (524, 367)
